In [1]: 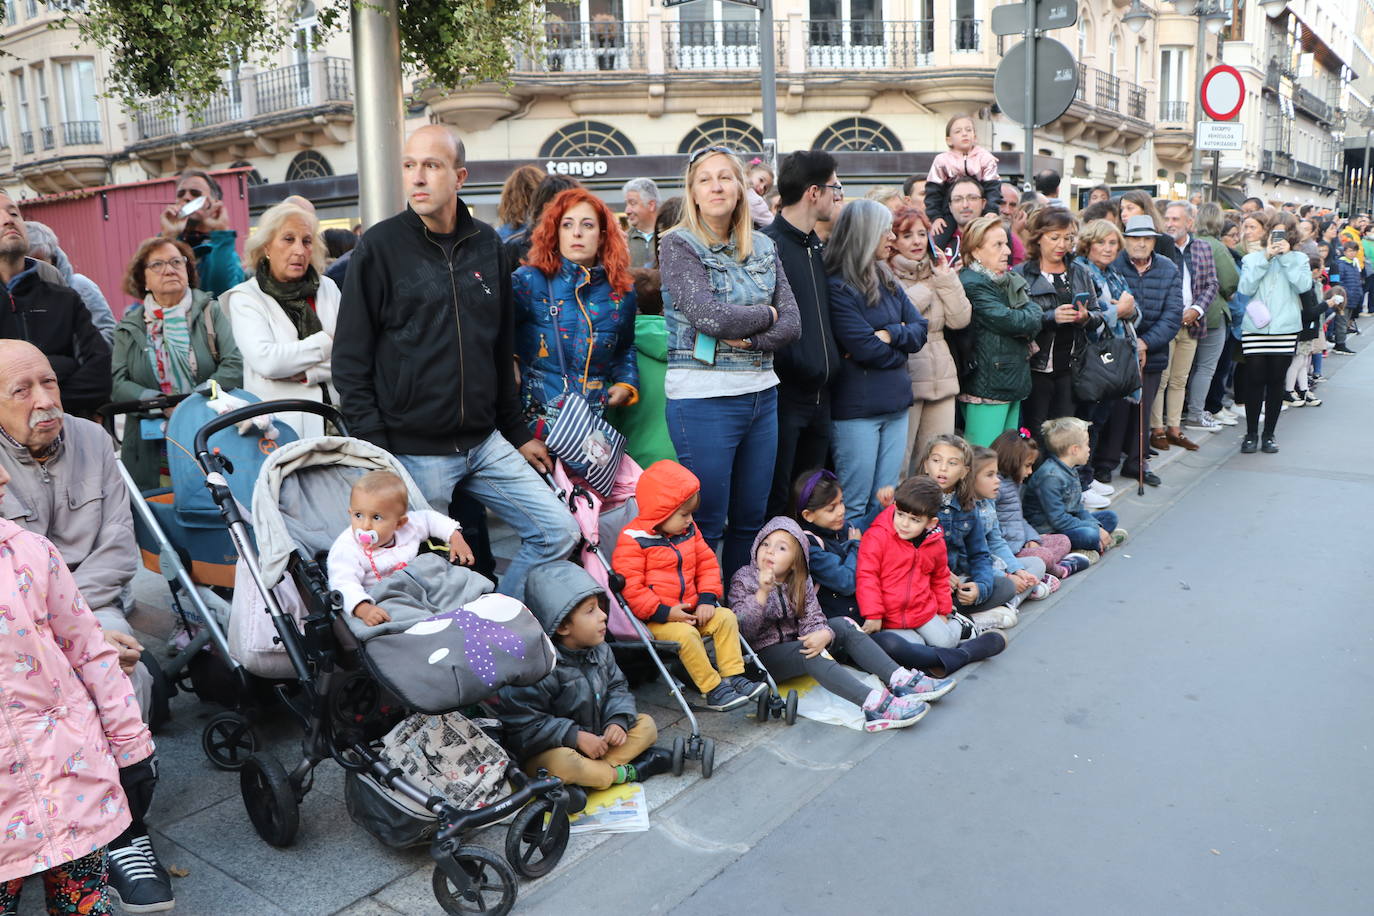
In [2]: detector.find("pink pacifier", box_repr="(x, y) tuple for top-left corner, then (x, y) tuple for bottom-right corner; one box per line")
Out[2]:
(354, 529), (379, 548)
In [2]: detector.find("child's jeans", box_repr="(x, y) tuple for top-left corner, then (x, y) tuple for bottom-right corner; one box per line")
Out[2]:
(0, 848), (110, 916)
(1064, 510), (1119, 550)
(952, 573), (1019, 618)
(1016, 533), (1072, 574)
(647, 607), (746, 695)
(523, 714), (658, 791)
(754, 617), (899, 706)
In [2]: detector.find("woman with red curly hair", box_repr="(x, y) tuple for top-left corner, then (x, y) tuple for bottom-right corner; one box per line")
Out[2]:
(513, 187), (639, 439)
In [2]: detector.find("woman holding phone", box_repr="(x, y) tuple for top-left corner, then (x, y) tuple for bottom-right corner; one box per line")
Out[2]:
(1014, 207), (1101, 440)
(887, 206), (971, 472)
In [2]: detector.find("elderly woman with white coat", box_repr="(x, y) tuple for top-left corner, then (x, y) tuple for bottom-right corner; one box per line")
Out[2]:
(221, 200), (338, 436)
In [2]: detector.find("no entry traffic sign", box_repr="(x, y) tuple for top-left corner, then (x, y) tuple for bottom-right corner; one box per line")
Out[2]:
(1200, 64), (1245, 121)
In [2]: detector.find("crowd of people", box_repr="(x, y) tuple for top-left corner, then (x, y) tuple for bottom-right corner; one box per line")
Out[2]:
(0, 113), (1365, 913)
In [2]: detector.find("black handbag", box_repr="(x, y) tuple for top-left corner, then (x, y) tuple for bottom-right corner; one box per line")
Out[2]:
(1071, 323), (1142, 404)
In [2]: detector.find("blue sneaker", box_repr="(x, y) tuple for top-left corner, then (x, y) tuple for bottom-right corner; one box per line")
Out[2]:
(862, 688), (929, 732)
(889, 668), (957, 702)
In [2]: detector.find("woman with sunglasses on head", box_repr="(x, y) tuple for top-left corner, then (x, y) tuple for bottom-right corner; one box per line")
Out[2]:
(659, 146), (800, 582)
(112, 236), (243, 490)
(887, 206), (971, 475)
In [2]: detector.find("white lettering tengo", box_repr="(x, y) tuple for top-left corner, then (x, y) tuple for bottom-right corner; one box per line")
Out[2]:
(546, 160), (609, 177)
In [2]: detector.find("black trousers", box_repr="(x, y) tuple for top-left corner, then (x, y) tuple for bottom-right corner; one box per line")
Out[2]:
(767, 384), (832, 518)
(1241, 352), (1291, 439)
(1120, 369), (1163, 473)
(755, 617), (898, 706)
(1022, 371), (1076, 445)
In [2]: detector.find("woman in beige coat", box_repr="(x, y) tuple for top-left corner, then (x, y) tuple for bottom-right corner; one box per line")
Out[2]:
(889, 207), (972, 473)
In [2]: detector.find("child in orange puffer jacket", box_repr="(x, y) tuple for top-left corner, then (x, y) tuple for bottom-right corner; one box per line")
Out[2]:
(612, 460), (765, 712)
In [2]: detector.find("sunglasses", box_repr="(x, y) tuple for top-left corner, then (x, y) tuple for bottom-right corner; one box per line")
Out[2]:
(689, 145), (737, 164)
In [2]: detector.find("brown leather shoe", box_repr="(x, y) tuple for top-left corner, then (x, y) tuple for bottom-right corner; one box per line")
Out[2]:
(1166, 429), (1200, 451)
(1149, 431), (1170, 450)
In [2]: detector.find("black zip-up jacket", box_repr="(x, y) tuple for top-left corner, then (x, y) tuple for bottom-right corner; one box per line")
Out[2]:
(333, 199), (529, 454)
(0, 260), (110, 414)
(762, 214), (840, 395)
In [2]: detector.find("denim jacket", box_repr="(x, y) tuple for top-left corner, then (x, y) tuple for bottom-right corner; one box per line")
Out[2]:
(659, 228), (799, 371)
(936, 493), (995, 601)
(512, 259), (638, 433)
(975, 497), (1025, 574)
(1022, 454), (1096, 535)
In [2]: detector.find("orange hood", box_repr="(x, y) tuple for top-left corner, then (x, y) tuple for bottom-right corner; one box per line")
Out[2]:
(632, 460), (701, 530)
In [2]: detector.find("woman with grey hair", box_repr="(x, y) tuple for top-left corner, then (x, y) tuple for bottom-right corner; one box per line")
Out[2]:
(25, 220), (116, 343)
(824, 198), (928, 525)
(221, 200), (337, 437)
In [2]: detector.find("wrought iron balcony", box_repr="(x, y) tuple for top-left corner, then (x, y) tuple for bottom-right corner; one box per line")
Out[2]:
(663, 20), (777, 70)
(1293, 85), (1332, 124)
(39, 126), (53, 149)
(515, 20), (648, 73)
(951, 18), (980, 52)
(19, 131), (32, 154)
(61, 120), (100, 145)
(1127, 84), (1146, 120)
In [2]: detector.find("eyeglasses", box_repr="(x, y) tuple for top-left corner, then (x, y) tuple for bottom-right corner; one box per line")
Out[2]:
(823, 183), (844, 200)
(146, 256), (188, 273)
(689, 145), (735, 164)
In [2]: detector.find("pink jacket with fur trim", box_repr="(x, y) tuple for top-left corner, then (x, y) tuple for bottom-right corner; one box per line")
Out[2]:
(0, 519), (153, 882)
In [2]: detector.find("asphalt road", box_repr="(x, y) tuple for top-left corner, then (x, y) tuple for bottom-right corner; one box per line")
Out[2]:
(672, 351), (1374, 915)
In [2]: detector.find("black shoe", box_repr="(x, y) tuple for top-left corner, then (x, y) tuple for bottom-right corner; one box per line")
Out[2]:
(1120, 467), (1161, 487)
(559, 785), (588, 814)
(1333, 345), (1356, 354)
(629, 746), (675, 782)
(1146, 447), (1160, 458)
(727, 674), (768, 701)
(703, 683), (748, 711)
(1262, 436), (1279, 454)
(108, 841), (175, 913)
(1240, 437), (1258, 453)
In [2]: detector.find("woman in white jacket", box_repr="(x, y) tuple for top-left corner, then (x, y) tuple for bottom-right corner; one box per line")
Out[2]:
(222, 200), (338, 437)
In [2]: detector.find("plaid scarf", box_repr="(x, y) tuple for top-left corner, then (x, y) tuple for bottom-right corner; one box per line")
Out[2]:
(143, 290), (198, 395)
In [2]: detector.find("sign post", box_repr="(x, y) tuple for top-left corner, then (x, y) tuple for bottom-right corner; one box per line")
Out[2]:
(992, 1), (1078, 191)
(1197, 63), (1246, 203)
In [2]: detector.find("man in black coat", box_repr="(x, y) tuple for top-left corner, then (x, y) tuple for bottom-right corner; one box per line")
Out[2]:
(0, 192), (110, 417)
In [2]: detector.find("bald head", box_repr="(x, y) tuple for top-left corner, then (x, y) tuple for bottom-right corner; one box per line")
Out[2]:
(402, 125), (468, 233)
(406, 124), (465, 168)
(0, 340), (63, 453)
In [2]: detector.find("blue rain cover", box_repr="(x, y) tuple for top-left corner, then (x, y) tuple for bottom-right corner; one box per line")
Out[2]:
(164, 389), (299, 528)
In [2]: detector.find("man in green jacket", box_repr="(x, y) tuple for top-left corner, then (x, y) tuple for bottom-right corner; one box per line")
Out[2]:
(159, 168), (245, 298)
(1184, 202), (1241, 433)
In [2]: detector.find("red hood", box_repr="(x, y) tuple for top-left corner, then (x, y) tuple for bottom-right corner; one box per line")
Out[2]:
(632, 460), (701, 530)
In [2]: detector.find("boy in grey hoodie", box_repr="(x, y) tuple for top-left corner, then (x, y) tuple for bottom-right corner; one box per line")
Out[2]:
(493, 561), (671, 807)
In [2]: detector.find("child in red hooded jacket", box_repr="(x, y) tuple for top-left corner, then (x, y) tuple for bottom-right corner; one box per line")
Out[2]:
(613, 460), (765, 711)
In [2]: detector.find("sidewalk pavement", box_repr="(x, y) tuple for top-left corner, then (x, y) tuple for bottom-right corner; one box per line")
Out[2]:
(20, 338), (1362, 915)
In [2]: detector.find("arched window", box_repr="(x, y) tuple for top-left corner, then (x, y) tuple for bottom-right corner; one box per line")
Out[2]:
(230, 159), (266, 187)
(677, 117), (764, 155)
(812, 117), (902, 152)
(539, 120), (637, 158)
(284, 150), (333, 182)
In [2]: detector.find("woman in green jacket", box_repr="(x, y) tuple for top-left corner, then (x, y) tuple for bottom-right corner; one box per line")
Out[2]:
(112, 237), (243, 490)
(957, 215), (1043, 446)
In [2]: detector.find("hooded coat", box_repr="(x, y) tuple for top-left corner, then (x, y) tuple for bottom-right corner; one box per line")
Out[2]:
(612, 460), (722, 622)
(491, 561), (637, 763)
(729, 516), (829, 652)
(0, 520), (154, 882)
(856, 505), (952, 630)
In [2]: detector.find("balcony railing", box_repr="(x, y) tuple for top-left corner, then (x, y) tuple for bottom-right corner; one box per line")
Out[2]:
(1127, 84), (1146, 120)
(39, 125), (53, 149)
(134, 109), (179, 140)
(19, 131), (32, 154)
(1294, 159), (1329, 186)
(951, 18), (980, 52)
(1075, 62), (1087, 102)
(61, 120), (100, 145)
(1094, 68), (1120, 112)
(804, 20), (933, 69)
(664, 20), (772, 70)
(255, 63), (312, 114)
(1160, 99), (1189, 122)
(1293, 85), (1332, 123)
(515, 20), (648, 72)
(189, 94), (243, 128)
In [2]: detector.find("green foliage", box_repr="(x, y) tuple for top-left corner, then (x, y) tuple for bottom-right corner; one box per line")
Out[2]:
(66, 0), (544, 111)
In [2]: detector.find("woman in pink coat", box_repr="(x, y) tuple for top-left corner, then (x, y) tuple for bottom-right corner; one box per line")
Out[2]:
(0, 462), (154, 914)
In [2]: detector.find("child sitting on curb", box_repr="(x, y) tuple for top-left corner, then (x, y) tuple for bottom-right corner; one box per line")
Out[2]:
(1022, 417), (1128, 563)
(970, 446), (1054, 602)
(492, 561), (672, 812)
(990, 430), (1087, 579)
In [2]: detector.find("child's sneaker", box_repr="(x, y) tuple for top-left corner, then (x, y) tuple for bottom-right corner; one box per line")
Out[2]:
(1059, 554), (1091, 575)
(970, 605), (1018, 630)
(1067, 549), (1100, 566)
(888, 668), (957, 702)
(1030, 574), (1060, 600)
(704, 683), (748, 711)
(726, 674), (768, 701)
(1110, 528), (1128, 546)
(1083, 489), (1111, 510)
(1088, 479), (1115, 496)
(862, 688), (930, 732)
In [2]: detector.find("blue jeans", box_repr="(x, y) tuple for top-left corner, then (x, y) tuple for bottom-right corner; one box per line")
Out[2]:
(1064, 510), (1119, 550)
(830, 408), (909, 526)
(667, 387), (778, 583)
(398, 432), (579, 602)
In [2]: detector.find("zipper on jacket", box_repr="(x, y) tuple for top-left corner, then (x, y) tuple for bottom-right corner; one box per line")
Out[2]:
(574, 268), (595, 394)
(806, 244), (829, 405)
(423, 226), (479, 435)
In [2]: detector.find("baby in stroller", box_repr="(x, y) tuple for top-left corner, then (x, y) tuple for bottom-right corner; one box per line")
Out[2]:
(327, 470), (476, 626)
(491, 561), (673, 812)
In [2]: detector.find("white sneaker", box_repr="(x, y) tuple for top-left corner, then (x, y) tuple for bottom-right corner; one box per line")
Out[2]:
(1088, 479), (1115, 496)
(1082, 489), (1110, 510)
(1185, 414), (1222, 433)
(969, 606), (1018, 629)
(1207, 409), (1238, 426)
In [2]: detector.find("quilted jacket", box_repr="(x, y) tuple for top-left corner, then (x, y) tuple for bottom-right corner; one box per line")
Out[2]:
(855, 506), (952, 630)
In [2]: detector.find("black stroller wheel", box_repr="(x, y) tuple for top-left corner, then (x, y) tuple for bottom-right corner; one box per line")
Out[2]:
(202, 711), (258, 771)
(505, 797), (570, 878)
(432, 846), (517, 916)
(700, 737), (715, 779)
(670, 736), (685, 776)
(754, 690), (770, 725)
(330, 673), (381, 728)
(240, 754), (299, 847)
(785, 689), (799, 726)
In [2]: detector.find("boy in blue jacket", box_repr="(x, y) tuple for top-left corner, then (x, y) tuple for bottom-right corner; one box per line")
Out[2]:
(1022, 418), (1128, 560)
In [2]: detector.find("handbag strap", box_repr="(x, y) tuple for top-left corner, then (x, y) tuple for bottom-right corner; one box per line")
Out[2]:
(537, 271), (583, 398)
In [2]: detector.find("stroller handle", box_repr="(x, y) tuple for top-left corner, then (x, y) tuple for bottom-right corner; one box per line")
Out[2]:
(193, 398), (349, 466)
(100, 393), (192, 417)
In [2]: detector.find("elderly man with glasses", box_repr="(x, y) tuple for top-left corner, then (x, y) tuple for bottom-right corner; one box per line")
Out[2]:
(932, 175), (989, 267)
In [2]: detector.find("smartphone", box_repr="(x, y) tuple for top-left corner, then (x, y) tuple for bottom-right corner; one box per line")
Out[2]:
(1073, 291), (1092, 312)
(1269, 229), (1287, 245)
(692, 333), (717, 365)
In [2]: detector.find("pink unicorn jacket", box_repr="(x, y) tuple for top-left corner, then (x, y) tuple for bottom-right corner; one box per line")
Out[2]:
(0, 518), (153, 882)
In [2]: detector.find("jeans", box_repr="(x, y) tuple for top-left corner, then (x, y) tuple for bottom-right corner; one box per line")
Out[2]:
(1184, 325), (1227, 422)
(398, 431), (579, 602)
(1063, 510), (1119, 550)
(963, 400), (1022, 447)
(667, 387), (778, 583)
(768, 384), (832, 518)
(831, 408), (909, 526)
(1205, 336), (1237, 414)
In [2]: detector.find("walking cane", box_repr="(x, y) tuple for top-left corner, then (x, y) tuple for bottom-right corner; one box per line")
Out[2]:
(1137, 393), (1146, 497)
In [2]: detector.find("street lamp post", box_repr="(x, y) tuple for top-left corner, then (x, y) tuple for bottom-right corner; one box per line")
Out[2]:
(351, 0), (405, 228)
